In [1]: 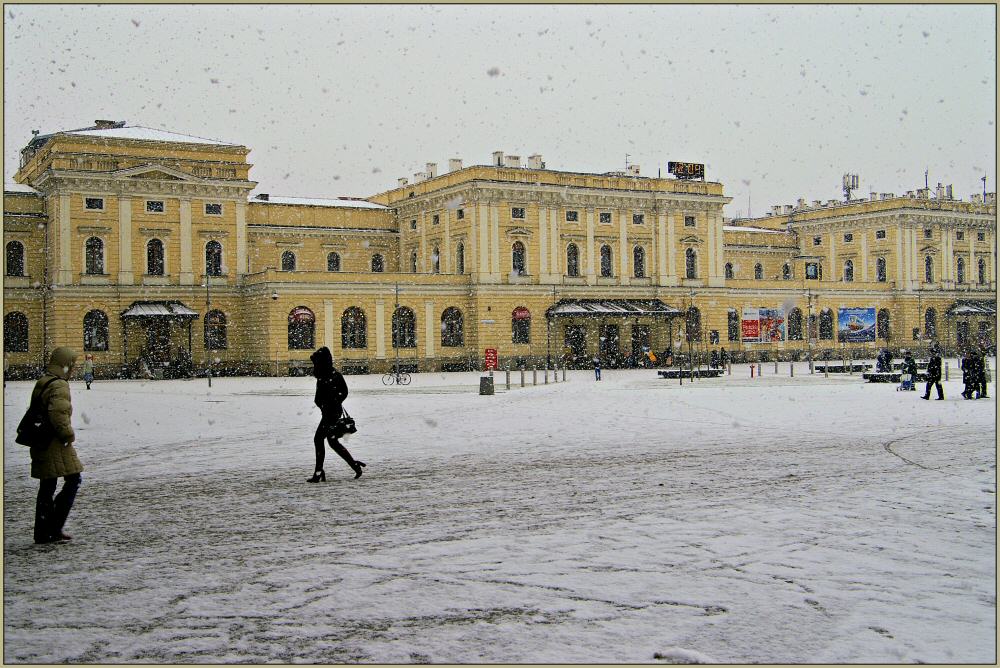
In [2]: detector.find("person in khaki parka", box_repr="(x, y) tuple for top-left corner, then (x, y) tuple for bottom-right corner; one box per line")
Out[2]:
(30, 346), (84, 544)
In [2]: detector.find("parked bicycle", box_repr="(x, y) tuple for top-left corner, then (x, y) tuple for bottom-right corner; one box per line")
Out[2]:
(382, 370), (411, 386)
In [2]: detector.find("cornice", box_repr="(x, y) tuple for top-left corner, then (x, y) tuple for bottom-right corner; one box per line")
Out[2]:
(34, 169), (256, 199)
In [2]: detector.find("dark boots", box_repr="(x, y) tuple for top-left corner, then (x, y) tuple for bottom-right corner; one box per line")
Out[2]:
(329, 438), (366, 479)
(34, 475), (81, 544)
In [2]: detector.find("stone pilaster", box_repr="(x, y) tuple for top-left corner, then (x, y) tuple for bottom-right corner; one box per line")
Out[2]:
(58, 193), (72, 284)
(666, 212), (677, 284)
(618, 211), (629, 284)
(375, 299), (386, 359)
(424, 300), (435, 359)
(324, 299), (334, 349)
(179, 198), (194, 285)
(586, 207), (596, 285)
(235, 200), (247, 276)
(117, 196), (134, 284)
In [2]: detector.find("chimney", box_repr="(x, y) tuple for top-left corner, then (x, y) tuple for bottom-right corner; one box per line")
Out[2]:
(628, 164), (640, 176)
(425, 162), (438, 178)
(448, 158), (463, 172)
(880, 193), (893, 200)
(935, 183), (945, 199)
(783, 204), (794, 214)
(971, 193), (983, 203)
(771, 205), (782, 216)
(917, 188), (930, 199)
(413, 172), (427, 183)
(398, 177), (408, 187)
(869, 192), (878, 201)
(94, 119), (121, 129)
(812, 200), (822, 207)
(945, 184), (953, 199)
(906, 191), (916, 198)
(796, 198), (806, 208)
(504, 155), (521, 168)
(492, 150), (504, 167)
(255, 193), (269, 201)
(527, 154), (543, 169)
(827, 199), (838, 206)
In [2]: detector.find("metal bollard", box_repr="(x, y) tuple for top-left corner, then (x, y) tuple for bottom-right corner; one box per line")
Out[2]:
(562, 366), (567, 381)
(750, 364), (755, 378)
(544, 367), (549, 384)
(824, 363), (829, 378)
(533, 366), (537, 385)
(505, 369), (510, 390)
(774, 360), (779, 374)
(790, 362), (794, 377)
(945, 362), (949, 381)
(849, 357), (854, 376)
(809, 359), (814, 374)
(727, 362), (732, 375)
(520, 368), (525, 387)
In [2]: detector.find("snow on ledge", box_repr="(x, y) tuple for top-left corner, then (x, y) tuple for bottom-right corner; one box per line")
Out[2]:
(62, 126), (239, 146)
(251, 195), (387, 210)
(723, 225), (787, 234)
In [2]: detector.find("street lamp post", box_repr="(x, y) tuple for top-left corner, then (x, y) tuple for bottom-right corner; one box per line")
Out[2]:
(546, 284), (557, 369)
(204, 273), (211, 387)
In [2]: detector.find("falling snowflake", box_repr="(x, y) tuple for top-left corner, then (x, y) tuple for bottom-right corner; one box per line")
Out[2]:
(487, 67), (500, 77)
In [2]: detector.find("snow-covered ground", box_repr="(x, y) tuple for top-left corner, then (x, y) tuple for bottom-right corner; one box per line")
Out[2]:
(4, 361), (996, 664)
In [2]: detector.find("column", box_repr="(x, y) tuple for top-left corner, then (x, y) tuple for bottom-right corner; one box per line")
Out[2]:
(179, 198), (194, 285)
(969, 232), (975, 286)
(56, 194), (72, 284)
(235, 200), (248, 275)
(828, 232), (837, 283)
(942, 229), (953, 286)
(443, 209), (452, 274)
(585, 207), (596, 285)
(419, 212), (427, 272)
(117, 196), (134, 284)
(895, 226), (904, 287)
(477, 202), (489, 278)
(656, 213), (667, 284)
(324, 299), (334, 349)
(375, 299), (386, 359)
(860, 231), (869, 282)
(468, 204), (478, 275)
(490, 205), (500, 279)
(708, 211), (725, 287)
(550, 207), (559, 278)
(666, 212), (677, 283)
(910, 228), (918, 290)
(538, 207), (548, 278)
(424, 300), (435, 359)
(618, 211), (629, 284)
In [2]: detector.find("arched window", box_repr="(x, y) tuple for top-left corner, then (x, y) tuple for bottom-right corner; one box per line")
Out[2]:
(512, 241), (526, 276)
(633, 246), (645, 278)
(782, 263), (791, 280)
(456, 243), (465, 274)
(754, 263), (763, 280)
(5, 241), (25, 276)
(600, 245), (613, 277)
(327, 252), (341, 272)
(727, 308), (739, 341)
(204, 310), (227, 350)
(876, 257), (887, 282)
(512, 306), (531, 344)
(3, 311), (28, 352)
(371, 254), (384, 272)
(924, 255), (933, 283)
(844, 259), (854, 282)
(566, 243), (580, 277)
(287, 306), (315, 350)
(83, 309), (109, 351)
(392, 306), (417, 348)
(925, 308), (937, 338)
(281, 250), (296, 272)
(85, 237), (104, 275)
(956, 257), (966, 284)
(685, 306), (702, 342)
(979, 258), (987, 285)
(410, 251), (418, 273)
(685, 248), (697, 279)
(787, 308), (803, 340)
(877, 308), (891, 341)
(441, 307), (464, 347)
(206, 240), (223, 277)
(724, 262), (734, 280)
(146, 239), (164, 276)
(341, 307), (367, 349)
(819, 308), (834, 340)
(432, 246), (441, 274)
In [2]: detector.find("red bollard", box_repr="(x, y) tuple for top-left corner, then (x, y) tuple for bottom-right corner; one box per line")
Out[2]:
(750, 364), (755, 378)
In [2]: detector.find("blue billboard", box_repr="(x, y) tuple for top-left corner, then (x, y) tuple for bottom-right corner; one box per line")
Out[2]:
(837, 307), (876, 343)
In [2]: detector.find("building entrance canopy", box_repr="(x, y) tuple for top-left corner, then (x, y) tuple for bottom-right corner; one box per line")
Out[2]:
(120, 301), (198, 319)
(546, 298), (681, 319)
(119, 301), (198, 371)
(945, 300), (997, 317)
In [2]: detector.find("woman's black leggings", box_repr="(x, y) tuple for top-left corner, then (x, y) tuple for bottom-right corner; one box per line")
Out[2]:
(313, 418), (357, 472)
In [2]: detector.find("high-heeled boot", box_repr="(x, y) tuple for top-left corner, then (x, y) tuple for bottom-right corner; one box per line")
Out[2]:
(306, 470), (326, 483)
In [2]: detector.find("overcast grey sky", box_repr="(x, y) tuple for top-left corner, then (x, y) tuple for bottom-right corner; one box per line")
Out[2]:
(4, 4), (996, 217)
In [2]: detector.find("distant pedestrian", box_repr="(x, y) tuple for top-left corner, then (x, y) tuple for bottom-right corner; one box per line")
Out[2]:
(82, 354), (95, 390)
(710, 349), (720, 369)
(719, 348), (729, 368)
(961, 349), (980, 400)
(29, 346), (84, 544)
(307, 346), (365, 482)
(876, 348), (892, 373)
(977, 346), (990, 399)
(3, 352), (8, 387)
(922, 345), (944, 400)
(899, 350), (917, 391)
(592, 355), (601, 381)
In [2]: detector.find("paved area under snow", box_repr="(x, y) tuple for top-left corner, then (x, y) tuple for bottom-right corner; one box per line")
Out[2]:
(3, 363), (996, 663)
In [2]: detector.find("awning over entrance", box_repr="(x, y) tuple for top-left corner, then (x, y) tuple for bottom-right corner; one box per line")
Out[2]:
(945, 299), (997, 317)
(120, 301), (199, 319)
(546, 298), (681, 318)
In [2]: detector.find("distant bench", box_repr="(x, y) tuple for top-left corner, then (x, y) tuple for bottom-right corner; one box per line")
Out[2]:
(863, 372), (928, 383)
(657, 369), (724, 379)
(814, 363), (872, 373)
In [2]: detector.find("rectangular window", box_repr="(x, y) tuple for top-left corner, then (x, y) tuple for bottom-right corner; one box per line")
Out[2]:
(457, 209), (465, 220)
(146, 200), (164, 213)
(599, 212), (612, 224)
(876, 229), (886, 239)
(511, 207), (525, 219)
(813, 236), (822, 246)
(410, 219), (417, 230)
(978, 231), (985, 242)
(633, 213), (644, 225)
(805, 262), (820, 280)
(85, 197), (104, 210)
(205, 203), (223, 216)
(432, 214), (440, 225)
(566, 210), (579, 222)
(843, 233), (853, 242)
(956, 230), (964, 240)
(684, 215), (696, 227)
(924, 228), (932, 239)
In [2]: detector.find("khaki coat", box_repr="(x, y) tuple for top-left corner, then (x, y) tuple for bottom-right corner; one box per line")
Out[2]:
(29, 347), (84, 480)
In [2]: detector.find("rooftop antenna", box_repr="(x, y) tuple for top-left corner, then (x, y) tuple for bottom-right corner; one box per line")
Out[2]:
(983, 175), (988, 198)
(747, 189), (752, 218)
(842, 173), (859, 203)
(924, 169), (929, 190)
(625, 153), (630, 170)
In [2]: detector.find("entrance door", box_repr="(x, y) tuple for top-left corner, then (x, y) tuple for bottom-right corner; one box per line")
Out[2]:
(143, 319), (171, 366)
(957, 321), (970, 347)
(564, 325), (587, 366)
(631, 325), (650, 368)
(600, 324), (621, 367)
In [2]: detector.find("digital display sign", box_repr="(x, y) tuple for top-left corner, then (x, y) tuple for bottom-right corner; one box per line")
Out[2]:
(668, 161), (705, 180)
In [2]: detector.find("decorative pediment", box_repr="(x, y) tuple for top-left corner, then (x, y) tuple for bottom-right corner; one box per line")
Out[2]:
(919, 245), (939, 255)
(505, 227), (532, 238)
(114, 164), (202, 182)
(679, 235), (702, 245)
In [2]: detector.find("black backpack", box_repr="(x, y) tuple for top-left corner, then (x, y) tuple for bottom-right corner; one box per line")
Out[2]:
(14, 377), (59, 447)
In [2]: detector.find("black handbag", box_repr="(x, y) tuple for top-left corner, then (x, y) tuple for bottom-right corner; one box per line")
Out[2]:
(330, 408), (357, 438)
(15, 377), (59, 447)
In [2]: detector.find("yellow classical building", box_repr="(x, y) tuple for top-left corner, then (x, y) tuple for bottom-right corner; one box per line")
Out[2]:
(3, 121), (996, 377)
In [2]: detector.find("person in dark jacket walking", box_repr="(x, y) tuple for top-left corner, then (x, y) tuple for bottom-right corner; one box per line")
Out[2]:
(30, 346), (84, 544)
(307, 346), (365, 481)
(961, 348), (980, 399)
(592, 355), (601, 381)
(976, 345), (990, 399)
(922, 345), (944, 400)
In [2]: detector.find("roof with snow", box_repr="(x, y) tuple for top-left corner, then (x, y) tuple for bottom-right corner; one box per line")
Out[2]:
(26, 122), (241, 150)
(546, 299), (681, 318)
(250, 195), (387, 210)
(723, 225), (788, 234)
(4, 183), (38, 194)
(121, 301), (199, 319)
(945, 300), (996, 317)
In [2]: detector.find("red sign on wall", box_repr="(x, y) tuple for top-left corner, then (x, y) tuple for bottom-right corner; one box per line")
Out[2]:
(484, 348), (498, 370)
(512, 306), (531, 320)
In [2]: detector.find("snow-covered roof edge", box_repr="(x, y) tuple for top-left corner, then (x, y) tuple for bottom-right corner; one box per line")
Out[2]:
(723, 225), (788, 234)
(250, 195), (387, 210)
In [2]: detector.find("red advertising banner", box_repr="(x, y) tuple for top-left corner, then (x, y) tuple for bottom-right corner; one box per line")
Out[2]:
(484, 348), (498, 370)
(741, 307), (760, 342)
(512, 306), (531, 320)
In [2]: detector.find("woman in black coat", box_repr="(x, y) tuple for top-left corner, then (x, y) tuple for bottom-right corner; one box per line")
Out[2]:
(308, 347), (365, 482)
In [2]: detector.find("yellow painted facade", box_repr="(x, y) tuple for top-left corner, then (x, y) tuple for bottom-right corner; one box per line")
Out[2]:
(3, 122), (996, 377)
